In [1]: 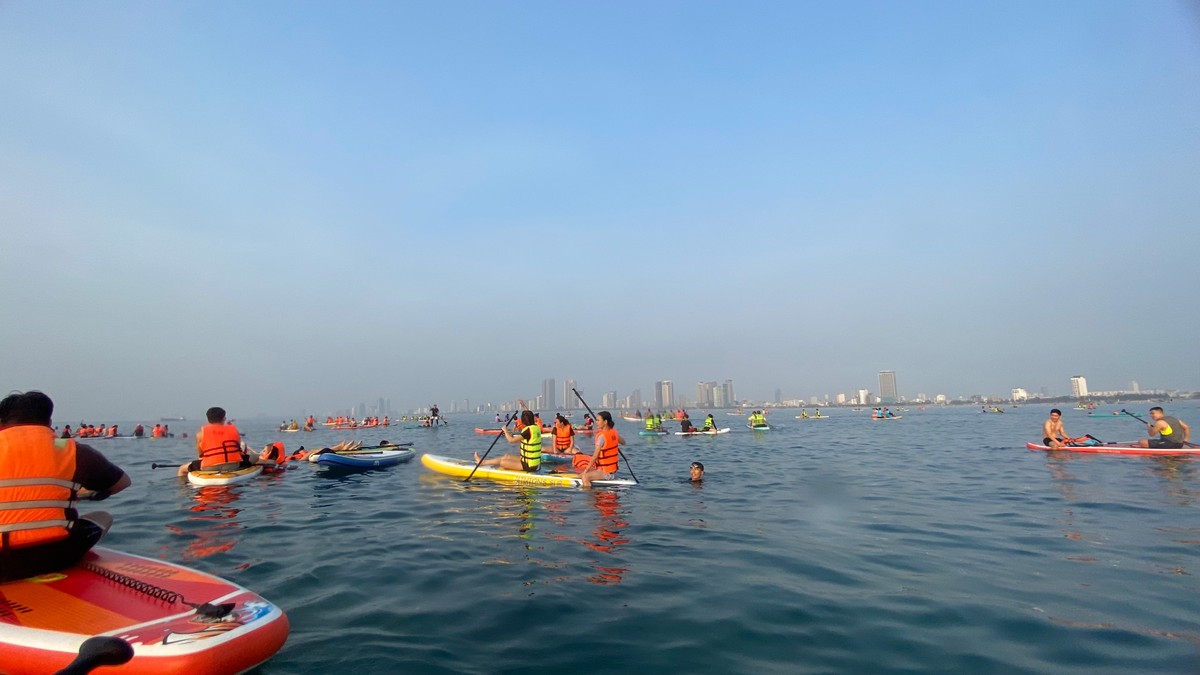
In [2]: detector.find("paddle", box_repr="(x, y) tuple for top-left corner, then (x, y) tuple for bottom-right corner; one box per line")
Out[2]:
(572, 388), (639, 483)
(53, 636), (134, 675)
(464, 409), (518, 482)
(1121, 409), (1199, 448)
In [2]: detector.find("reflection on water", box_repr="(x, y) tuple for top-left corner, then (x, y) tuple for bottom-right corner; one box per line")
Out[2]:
(162, 485), (244, 561)
(582, 490), (629, 585)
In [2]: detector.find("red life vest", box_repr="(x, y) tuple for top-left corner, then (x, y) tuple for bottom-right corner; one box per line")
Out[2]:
(198, 424), (243, 469)
(0, 426), (78, 550)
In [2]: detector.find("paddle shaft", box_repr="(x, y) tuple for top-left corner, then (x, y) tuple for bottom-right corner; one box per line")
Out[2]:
(1122, 409), (1198, 448)
(464, 409), (518, 481)
(572, 388), (639, 483)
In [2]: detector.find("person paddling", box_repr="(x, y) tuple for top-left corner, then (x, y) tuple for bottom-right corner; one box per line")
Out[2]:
(0, 391), (131, 581)
(1137, 407), (1192, 449)
(572, 411), (625, 488)
(475, 411), (541, 472)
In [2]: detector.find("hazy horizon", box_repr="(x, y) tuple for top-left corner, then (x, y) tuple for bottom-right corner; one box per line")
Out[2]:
(3, 2), (1198, 422)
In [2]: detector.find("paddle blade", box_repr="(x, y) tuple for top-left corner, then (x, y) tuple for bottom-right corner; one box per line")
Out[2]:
(54, 636), (134, 675)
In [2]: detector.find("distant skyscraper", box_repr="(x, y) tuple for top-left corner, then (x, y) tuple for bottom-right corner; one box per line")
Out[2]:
(629, 389), (642, 410)
(696, 381), (717, 407)
(1070, 376), (1088, 399)
(879, 371), (898, 404)
(563, 379), (577, 410)
(655, 380), (674, 409)
(542, 379), (556, 410)
(722, 380), (734, 407)
(602, 391), (616, 407)
(1130, 380), (1140, 393)
(857, 389), (869, 406)
(774, 389), (782, 404)
(1011, 388), (1028, 401)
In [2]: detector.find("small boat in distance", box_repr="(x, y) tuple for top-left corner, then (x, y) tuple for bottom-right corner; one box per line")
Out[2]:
(159, 416), (186, 421)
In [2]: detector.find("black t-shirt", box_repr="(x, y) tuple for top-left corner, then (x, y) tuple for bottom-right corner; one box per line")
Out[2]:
(72, 443), (126, 491)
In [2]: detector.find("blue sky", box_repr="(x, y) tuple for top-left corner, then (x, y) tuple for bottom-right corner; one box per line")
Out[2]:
(2, 1), (1198, 420)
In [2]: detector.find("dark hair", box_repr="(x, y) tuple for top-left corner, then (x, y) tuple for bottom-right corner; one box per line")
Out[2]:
(520, 410), (536, 426)
(0, 391), (54, 426)
(597, 411), (613, 426)
(691, 461), (704, 470)
(556, 414), (568, 425)
(1050, 408), (1061, 416)
(1150, 406), (1164, 414)
(206, 407), (227, 423)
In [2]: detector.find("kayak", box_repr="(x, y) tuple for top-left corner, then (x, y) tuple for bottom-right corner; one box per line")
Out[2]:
(421, 453), (636, 488)
(313, 448), (415, 468)
(748, 424), (772, 430)
(187, 464), (263, 486)
(1026, 441), (1200, 456)
(638, 430), (668, 436)
(675, 428), (731, 436)
(0, 546), (289, 675)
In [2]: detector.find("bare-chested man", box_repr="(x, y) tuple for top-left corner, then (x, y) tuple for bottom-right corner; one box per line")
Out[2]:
(1042, 408), (1070, 449)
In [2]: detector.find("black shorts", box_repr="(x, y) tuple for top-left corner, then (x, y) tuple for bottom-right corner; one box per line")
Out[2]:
(519, 458), (540, 473)
(0, 519), (105, 582)
(1148, 438), (1184, 449)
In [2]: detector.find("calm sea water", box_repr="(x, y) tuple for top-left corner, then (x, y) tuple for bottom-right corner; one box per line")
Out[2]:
(87, 403), (1200, 674)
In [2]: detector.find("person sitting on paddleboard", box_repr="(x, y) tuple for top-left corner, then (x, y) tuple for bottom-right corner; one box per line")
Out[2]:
(550, 415), (578, 455)
(176, 407), (253, 476)
(573, 411), (625, 489)
(0, 391), (131, 582)
(1042, 409), (1072, 449)
(582, 414), (594, 430)
(702, 414), (716, 431)
(680, 418), (696, 433)
(1137, 407), (1191, 450)
(477, 411), (542, 473)
(689, 461), (704, 483)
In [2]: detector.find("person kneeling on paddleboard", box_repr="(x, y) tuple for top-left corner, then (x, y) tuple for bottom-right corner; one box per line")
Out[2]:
(476, 411), (542, 472)
(0, 391), (131, 582)
(1138, 407), (1192, 450)
(573, 411), (625, 489)
(177, 407), (254, 476)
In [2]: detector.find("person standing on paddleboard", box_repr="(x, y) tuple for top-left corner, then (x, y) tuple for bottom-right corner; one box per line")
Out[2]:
(0, 391), (131, 581)
(478, 410), (542, 472)
(1137, 407), (1191, 449)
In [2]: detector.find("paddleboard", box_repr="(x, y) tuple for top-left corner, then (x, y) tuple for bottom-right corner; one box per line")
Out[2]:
(795, 416), (829, 419)
(638, 430), (668, 436)
(421, 453), (636, 488)
(1025, 441), (1200, 456)
(540, 452), (574, 464)
(314, 448), (415, 468)
(0, 546), (289, 675)
(674, 428), (731, 436)
(871, 416), (903, 420)
(748, 424), (772, 431)
(186, 464), (263, 486)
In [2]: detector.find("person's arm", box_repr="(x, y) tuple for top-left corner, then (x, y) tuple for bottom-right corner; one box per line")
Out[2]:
(1180, 420), (1191, 442)
(74, 445), (131, 499)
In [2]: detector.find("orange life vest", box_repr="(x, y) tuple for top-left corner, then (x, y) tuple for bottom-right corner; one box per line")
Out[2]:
(0, 426), (78, 550)
(260, 441), (285, 463)
(198, 424), (243, 469)
(554, 424), (574, 451)
(593, 428), (620, 474)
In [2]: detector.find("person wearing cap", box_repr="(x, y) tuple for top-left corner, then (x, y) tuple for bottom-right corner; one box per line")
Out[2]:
(689, 461), (704, 482)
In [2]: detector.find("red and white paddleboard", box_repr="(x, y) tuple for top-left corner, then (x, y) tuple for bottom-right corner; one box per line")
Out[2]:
(1025, 441), (1200, 456)
(0, 546), (289, 674)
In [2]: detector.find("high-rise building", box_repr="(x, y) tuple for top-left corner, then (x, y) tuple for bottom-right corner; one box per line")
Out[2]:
(857, 389), (870, 406)
(1011, 388), (1029, 402)
(696, 381), (717, 407)
(629, 389), (642, 411)
(722, 380), (734, 407)
(542, 379), (556, 410)
(655, 380), (674, 410)
(774, 389), (782, 404)
(836, 393), (846, 404)
(1130, 380), (1140, 393)
(602, 391), (617, 407)
(563, 379), (577, 410)
(1070, 376), (1088, 399)
(879, 371), (898, 403)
